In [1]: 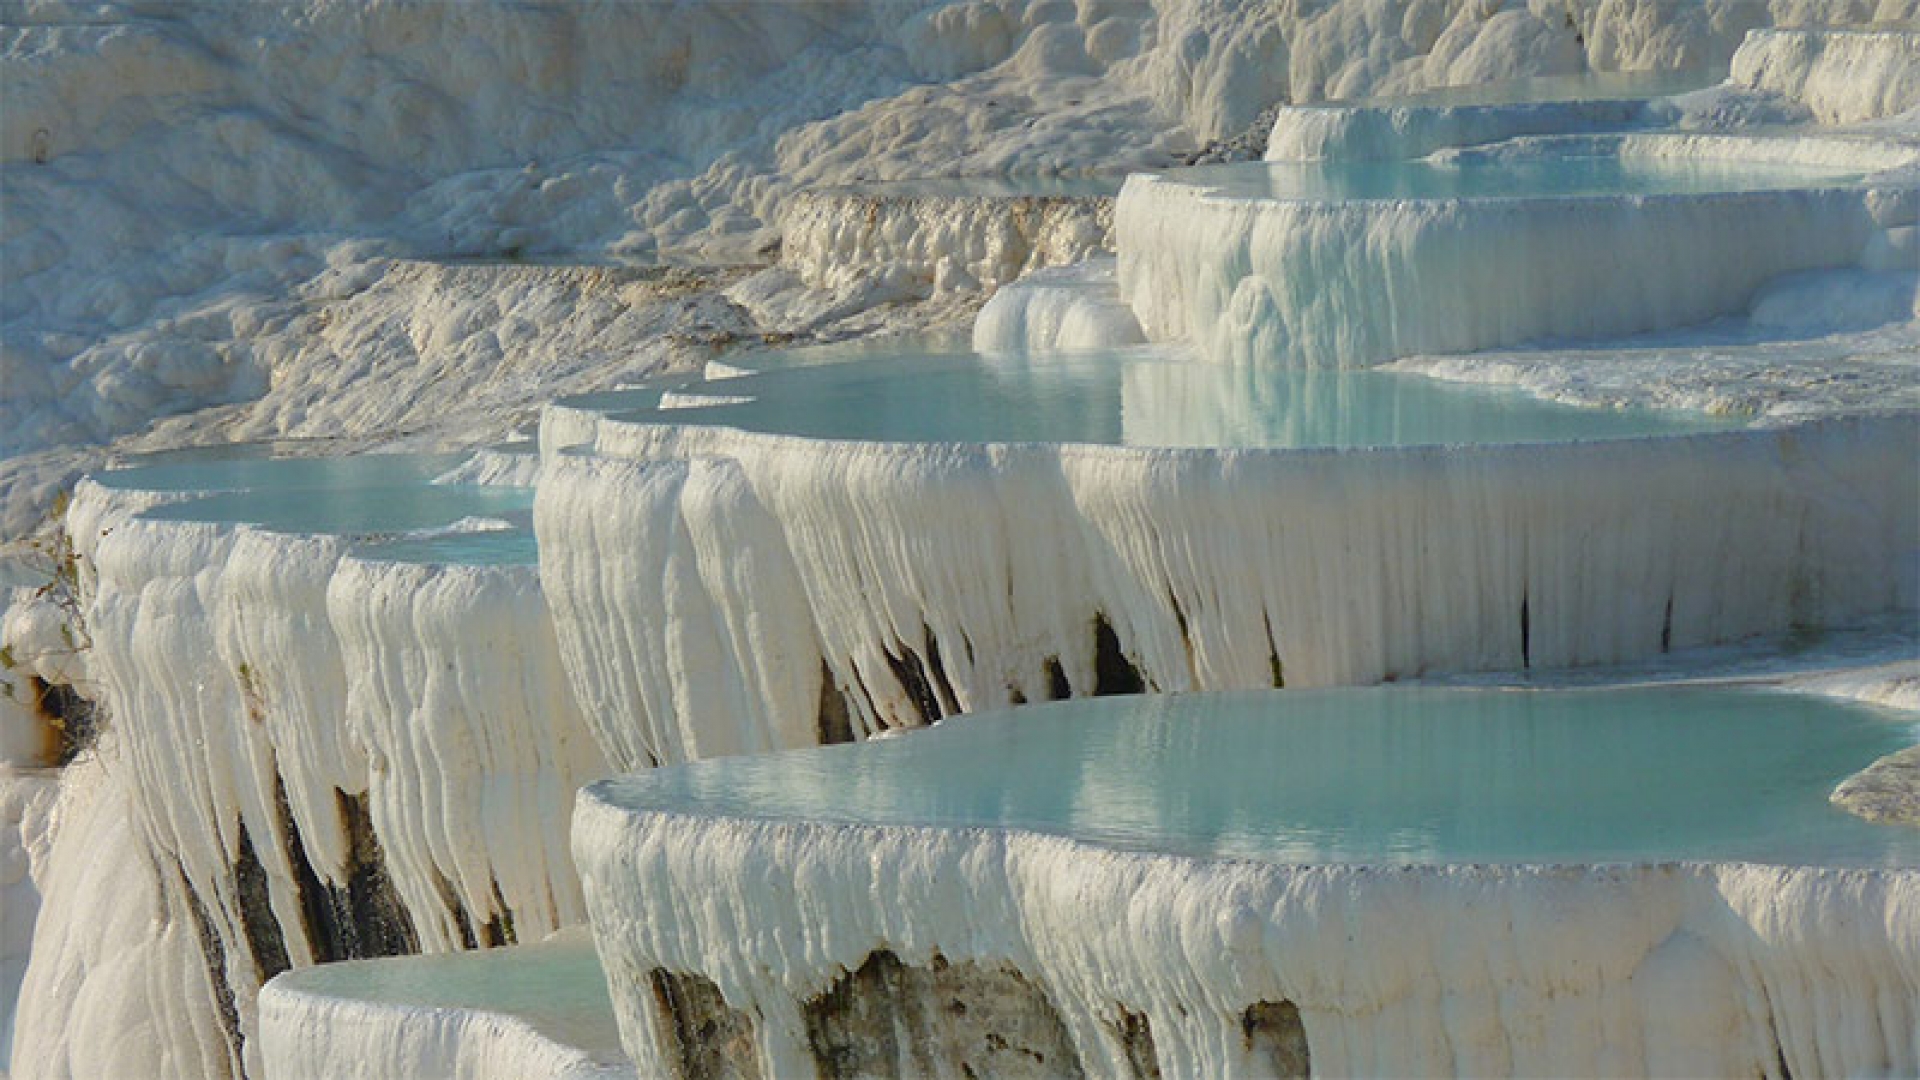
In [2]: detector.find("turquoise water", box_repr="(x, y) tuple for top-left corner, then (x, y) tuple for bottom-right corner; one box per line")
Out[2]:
(611, 344), (1738, 448)
(1171, 155), (1865, 202)
(270, 934), (619, 1054)
(600, 687), (1920, 868)
(96, 450), (468, 494)
(140, 484), (532, 536)
(96, 446), (541, 562)
(350, 519), (539, 566)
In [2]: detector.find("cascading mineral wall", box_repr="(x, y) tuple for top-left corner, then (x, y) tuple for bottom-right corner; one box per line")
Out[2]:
(971, 258), (1146, 353)
(1115, 141), (1899, 368)
(537, 412), (1918, 744)
(327, 556), (607, 952)
(574, 793), (1920, 1079)
(17, 480), (602, 1071)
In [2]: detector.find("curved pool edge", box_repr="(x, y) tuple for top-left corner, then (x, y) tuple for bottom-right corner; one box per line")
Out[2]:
(574, 786), (1920, 1079)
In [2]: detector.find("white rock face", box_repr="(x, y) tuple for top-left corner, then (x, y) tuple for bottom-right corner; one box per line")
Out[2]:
(538, 413), (1916, 743)
(972, 258), (1146, 353)
(778, 190), (1113, 298)
(1732, 29), (1920, 125)
(535, 454), (827, 771)
(15, 478), (604, 1073)
(574, 792), (1920, 1079)
(0, 767), (57, 1068)
(327, 556), (607, 952)
(11, 756), (234, 1080)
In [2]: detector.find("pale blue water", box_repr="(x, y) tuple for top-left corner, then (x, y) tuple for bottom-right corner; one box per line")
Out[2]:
(611, 344), (1739, 448)
(95, 450), (467, 494)
(600, 687), (1920, 868)
(270, 934), (619, 1053)
(351, 519), (539, 566)
(1171, 155), (1865, 202)
(140, 484), (532, 536)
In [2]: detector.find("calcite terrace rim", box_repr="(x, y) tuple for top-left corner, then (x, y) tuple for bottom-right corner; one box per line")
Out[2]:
(1121, 165), (1888, 217)
(579, 792), (1920, 880)
(573, 789), (1920, 1078)
(562, 401), (1906, 464)
(1139, 130), (1920, 211)
(579, 677), (1920, 876)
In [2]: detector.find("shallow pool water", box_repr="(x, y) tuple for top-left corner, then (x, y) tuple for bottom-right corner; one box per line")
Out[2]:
(1169, 154), (1865, 202)
(612, 343), (1740, 448)
(270, 933), (618, 1053)
(95, 449), (468, 494)
(140, 483), (532, 537)
(601, 686), (1920, 868)
(350, 520), (539, 566)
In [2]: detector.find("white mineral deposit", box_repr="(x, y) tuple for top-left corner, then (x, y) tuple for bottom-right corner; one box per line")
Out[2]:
(2, 2), (1916, 1077)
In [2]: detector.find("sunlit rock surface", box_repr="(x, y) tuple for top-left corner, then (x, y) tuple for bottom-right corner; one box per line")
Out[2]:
(1731, 28), (1920, 125)
(973, 258), (1146, 353)
(778, 186), (1115, 299)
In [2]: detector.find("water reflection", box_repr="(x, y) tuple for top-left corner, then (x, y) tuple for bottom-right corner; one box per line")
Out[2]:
(608, 343), (1736, 449)
(607, 687), (1920, 868)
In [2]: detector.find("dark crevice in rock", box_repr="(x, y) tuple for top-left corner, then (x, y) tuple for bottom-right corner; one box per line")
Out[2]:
(884, 642), (944, 725)
(176, 859), (246, 1078)
(647, 968), (762, 1080)
(921, 625), (961, 717)
(1263, 612), (1285, 689)
(342, 791), (410, 952)
(232, 821), (291, 982)
(884, 625), (960, 725)
(817, 659), (855, 745)
(27, 676), (98, 764)
(1110, 1005), (1161, 1079)
(284, 785), (419, 962)
(1092, 614), (1144, 697)
(804, 949), (1084, 1080)
(1519, 590), (1532, 670)
(1169, 593), (1195, 672)
(432, 867), (481, 951)
(478, 907), (513, 949)
(1044, 656), (1071, 701)
(1242, 1000), (1309, 1078)
(1660, 593), (1674, 654)
(1756, 983), (1793, 1080)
